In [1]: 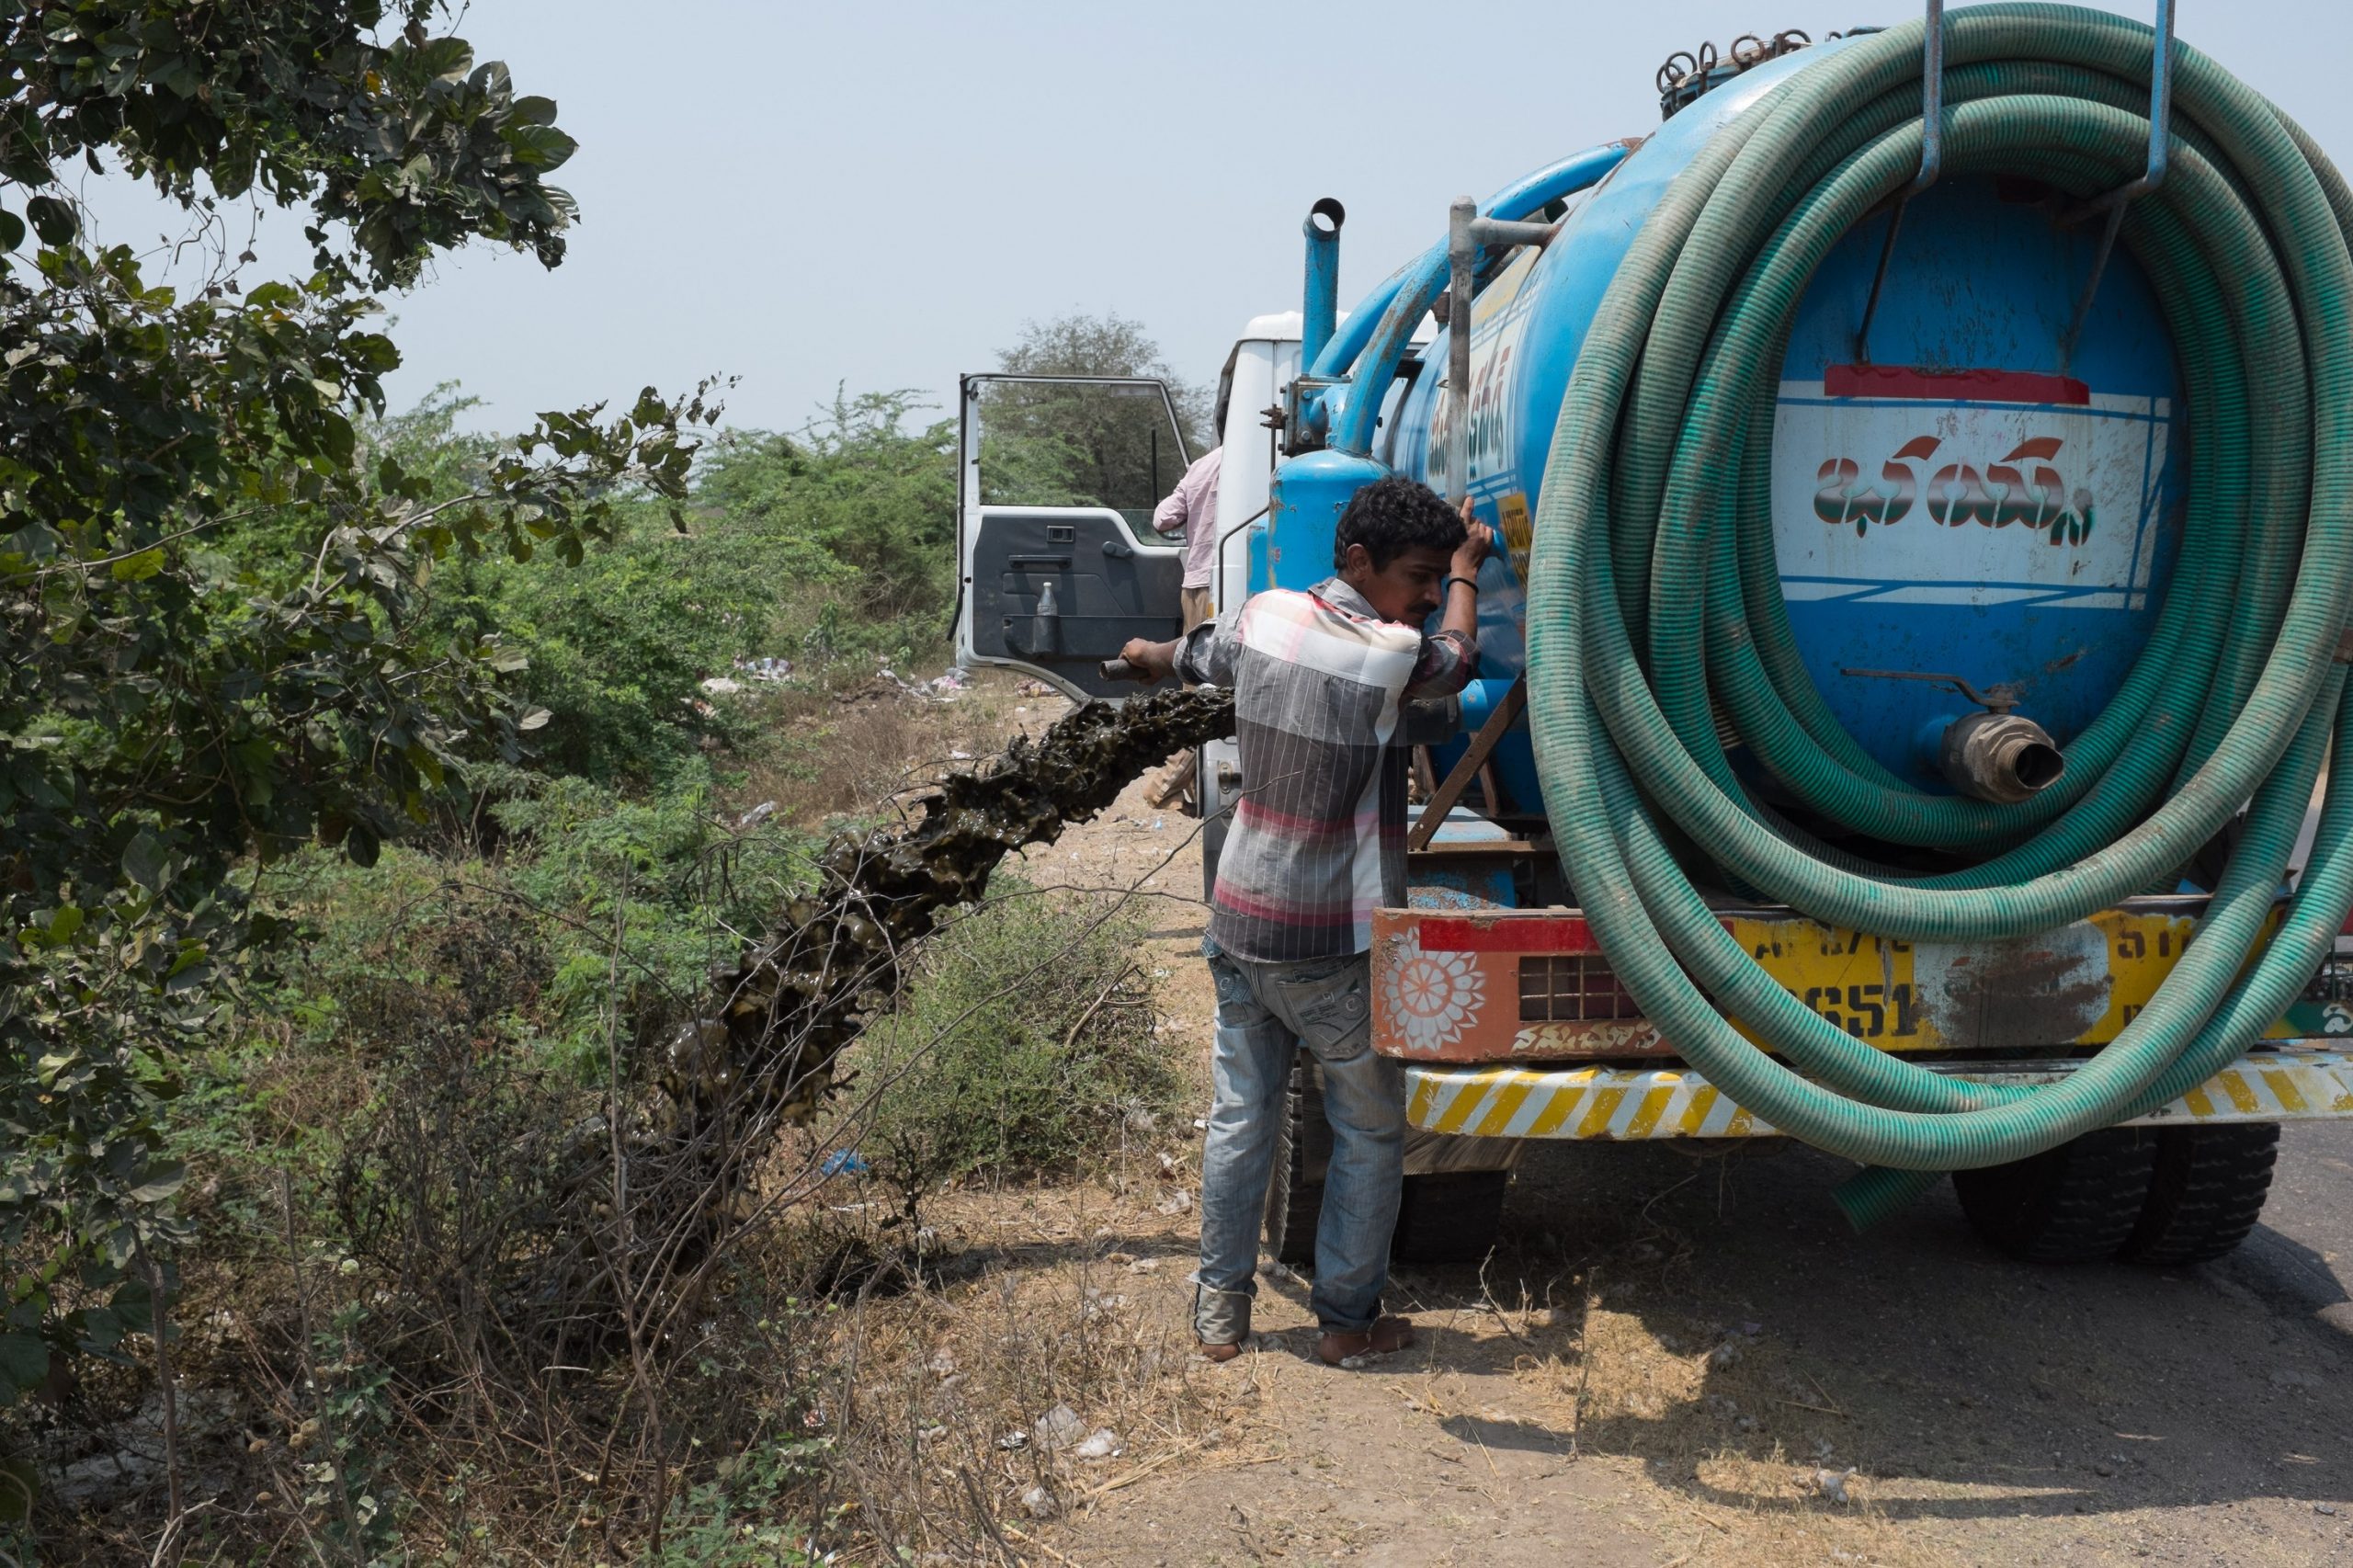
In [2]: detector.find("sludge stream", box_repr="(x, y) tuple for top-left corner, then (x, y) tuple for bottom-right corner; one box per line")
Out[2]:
(694, 684), (1233, 1122)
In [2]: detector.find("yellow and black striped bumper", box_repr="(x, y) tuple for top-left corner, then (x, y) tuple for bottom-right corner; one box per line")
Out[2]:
(1404, 1049), (2353, 1140)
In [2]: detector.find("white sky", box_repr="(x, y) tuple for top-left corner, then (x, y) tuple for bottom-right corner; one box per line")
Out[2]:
(74, 0), (2353, 437)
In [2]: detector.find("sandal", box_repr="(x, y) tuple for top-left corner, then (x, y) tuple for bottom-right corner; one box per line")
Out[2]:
(1316, 1315), (1415, 1366)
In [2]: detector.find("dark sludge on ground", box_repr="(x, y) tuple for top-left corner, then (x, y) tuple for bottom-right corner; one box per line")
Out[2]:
(504, 687), (1230, 1344)
(686, 682), (1233, 1131)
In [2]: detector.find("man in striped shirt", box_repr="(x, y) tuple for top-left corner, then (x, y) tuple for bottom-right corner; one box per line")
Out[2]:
(1119, 476), (1492, 1366)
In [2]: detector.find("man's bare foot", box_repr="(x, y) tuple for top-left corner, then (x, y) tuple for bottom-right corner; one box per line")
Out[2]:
(1315, 1315), (1415, 1366)
(1196, 1338), (1245, 1363)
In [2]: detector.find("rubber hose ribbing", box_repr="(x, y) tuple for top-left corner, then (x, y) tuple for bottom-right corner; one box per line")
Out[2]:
(1521, 4), (2353, 1192)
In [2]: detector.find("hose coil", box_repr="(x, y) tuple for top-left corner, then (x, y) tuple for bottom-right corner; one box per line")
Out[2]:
(1522, 3), (2353, 1220)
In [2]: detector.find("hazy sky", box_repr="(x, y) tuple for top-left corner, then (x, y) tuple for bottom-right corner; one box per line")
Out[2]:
(77, 0), (2353, 437)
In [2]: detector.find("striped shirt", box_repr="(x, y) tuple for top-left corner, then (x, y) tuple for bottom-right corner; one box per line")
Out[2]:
(1154, 447), (1224, 590)
(1178, 577), (1474, 962)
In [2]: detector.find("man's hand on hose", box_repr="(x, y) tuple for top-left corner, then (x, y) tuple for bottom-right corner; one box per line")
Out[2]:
(1117, 636), (1181, 682)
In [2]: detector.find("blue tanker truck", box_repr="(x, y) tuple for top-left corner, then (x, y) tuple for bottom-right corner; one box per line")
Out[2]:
(953, 3), (2353, 1270)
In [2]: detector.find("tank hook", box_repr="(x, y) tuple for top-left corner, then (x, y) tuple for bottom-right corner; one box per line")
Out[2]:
(2055, 0), (2177, 373)
(1853, 0), (1946, 365)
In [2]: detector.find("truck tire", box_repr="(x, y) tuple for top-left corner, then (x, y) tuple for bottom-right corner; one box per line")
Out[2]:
(1261, 1052), (1329, 1269)
(1392, 1170), (1510, 1265)
(2120, 1123), (2279, 1266)
(1261, 1053), (1513, 1269)
(1953, 1127), (2160, 1264)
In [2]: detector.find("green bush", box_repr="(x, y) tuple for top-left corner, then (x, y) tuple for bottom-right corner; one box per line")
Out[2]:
(693, 389), (958, 631)
(849, 885), (1184, 1220)
(649, 1440), (828, 1568)
(210, 384), (962, 789)
(226, 764), (821, 1099)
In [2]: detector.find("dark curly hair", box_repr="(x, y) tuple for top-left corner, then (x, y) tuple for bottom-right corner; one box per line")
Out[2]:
(1332, 474), (1466, 571)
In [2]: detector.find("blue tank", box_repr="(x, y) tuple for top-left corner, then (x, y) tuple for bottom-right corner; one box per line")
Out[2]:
(1281, 38), (2185, 810)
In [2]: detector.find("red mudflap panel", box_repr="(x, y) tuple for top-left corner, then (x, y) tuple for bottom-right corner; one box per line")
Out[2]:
(1370, 908), (1669, 1063)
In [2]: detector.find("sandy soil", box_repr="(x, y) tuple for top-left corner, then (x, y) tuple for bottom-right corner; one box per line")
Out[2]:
(922, 676), (2353, 1568)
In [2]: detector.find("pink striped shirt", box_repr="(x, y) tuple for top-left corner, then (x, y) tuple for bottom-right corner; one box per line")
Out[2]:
(1154, 447), (1223, 589)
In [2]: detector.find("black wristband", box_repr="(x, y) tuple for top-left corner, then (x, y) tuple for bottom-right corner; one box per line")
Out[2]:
(1443, 574), (1481, 597)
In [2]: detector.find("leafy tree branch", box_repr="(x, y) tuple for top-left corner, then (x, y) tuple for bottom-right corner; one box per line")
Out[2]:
(0, 0), (717, 1410)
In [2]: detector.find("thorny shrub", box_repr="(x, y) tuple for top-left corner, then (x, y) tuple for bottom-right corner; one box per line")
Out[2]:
(6, 765), (1200, 1562)
(846, 884), (1184, 1231)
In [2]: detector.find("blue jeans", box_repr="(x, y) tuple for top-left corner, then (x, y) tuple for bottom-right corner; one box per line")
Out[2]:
(1195, 938), (1405, 1340)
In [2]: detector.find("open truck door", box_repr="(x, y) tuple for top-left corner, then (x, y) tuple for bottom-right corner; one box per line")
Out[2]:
(955, 374), (1190, 700)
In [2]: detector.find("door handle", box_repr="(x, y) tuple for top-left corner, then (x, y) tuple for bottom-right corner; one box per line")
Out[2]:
(1008, 554), (1072, 569)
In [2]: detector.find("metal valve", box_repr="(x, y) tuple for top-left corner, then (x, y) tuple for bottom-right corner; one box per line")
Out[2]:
(1840, 667), (2067, 804)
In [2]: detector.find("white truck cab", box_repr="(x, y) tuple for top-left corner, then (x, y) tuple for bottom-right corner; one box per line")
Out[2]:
(951, 310), (1438, 857)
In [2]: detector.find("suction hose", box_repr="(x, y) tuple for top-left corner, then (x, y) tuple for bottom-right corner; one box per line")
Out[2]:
(1521, 2), (2353, 1223)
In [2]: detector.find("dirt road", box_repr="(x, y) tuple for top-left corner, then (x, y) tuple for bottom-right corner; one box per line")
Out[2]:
(1051, 1129), (2353, 1567)
(1013, 751), (2353, 1568)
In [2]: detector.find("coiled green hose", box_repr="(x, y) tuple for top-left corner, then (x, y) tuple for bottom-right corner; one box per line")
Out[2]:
(1521, 3), (2353, 1221)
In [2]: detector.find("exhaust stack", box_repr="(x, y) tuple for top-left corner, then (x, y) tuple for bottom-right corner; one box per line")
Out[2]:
(1301, 198), (1346, 369)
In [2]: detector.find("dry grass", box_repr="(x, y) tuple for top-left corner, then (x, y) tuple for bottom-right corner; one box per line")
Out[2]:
(808, 1183), (1245, 1562)
(1675, 1452), (1953, 1568)
(33, 1153), (1235, 1564)
(1543, 1305), (1952, 1567)
(724, 669), (1067, 833)
(1400, 1217), (1972, 1568)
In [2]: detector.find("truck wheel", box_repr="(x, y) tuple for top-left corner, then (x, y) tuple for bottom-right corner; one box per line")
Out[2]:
(1261, 1053), (1513, 1269)
(1261, 1051), (1329, 1269)
(1953, 1127), (2160, 1264)
(1392, 1170), (1511, 1266)
(2120, 1123), (2279, 1266)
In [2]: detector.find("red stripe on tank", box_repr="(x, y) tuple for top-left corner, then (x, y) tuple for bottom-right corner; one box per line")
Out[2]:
(1824, 363), (2091, 406)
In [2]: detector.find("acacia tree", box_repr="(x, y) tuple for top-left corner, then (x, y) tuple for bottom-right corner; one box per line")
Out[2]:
(0, 1), (716, 1403)
(995, 312), (1211, 448)
(979, 312), (1211, 528)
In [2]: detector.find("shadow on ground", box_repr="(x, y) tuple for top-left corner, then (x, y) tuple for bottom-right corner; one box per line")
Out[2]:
(1318, 1129), (2353, 1543)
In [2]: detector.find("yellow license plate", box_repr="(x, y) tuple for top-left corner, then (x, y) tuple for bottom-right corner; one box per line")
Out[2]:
(1720, 905), (2285, 1054)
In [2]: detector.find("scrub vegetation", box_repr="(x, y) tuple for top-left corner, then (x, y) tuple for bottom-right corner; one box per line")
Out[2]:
(0, 3), (1202, 1560)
